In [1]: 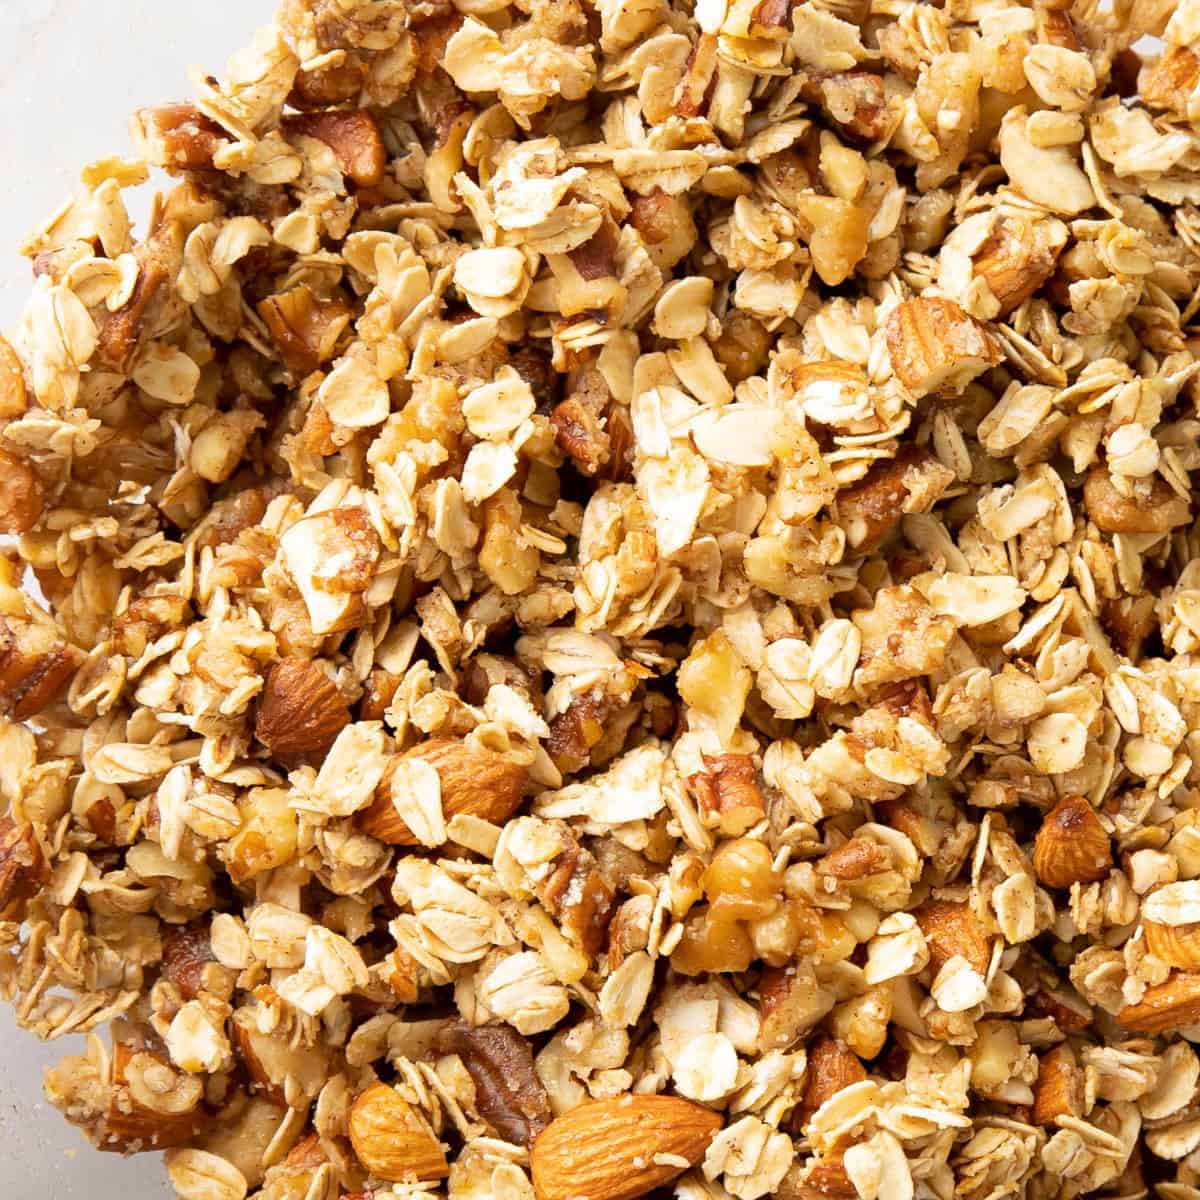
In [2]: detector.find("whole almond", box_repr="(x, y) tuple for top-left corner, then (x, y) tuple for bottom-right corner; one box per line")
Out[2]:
(349, 1082), (448, 1183)
(530, 1095), (721, 1200)
(1117, 972), (1200, 1033)
(255, 658), (350, 757)
(1032, 795), (1112, 889)
(359, 738), (528, 845)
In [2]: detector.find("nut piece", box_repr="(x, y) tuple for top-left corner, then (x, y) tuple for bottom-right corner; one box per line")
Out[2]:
(970, 217), (1069, 317)
(530, 1095), (722, 1200)
(1083, 469), (1192, 534)
(348, 1082), (448, 1183)
(1144, 920), (1200, 969)
(914, 900), (992, 976)
(690, 754), (766, 836)
(0, 334), (27, 419)
(258, 286), (352, 376)
(280, 110), (386, 187)
(162, 921), (217, 1001)
(435, 1020), (552, 1146)
(1117, 973), (1200, 1033)
(0, 615), (82, 719)
(0, 447), (42, 534)
(836, 447), (955, 554)
(885, 297), (1002, 398)
(531, 822), (617, 958)
(1032, 1044), (1084, 1126)
(1032, 795), (1112, 889)
(0, 816), (48, 919)
(1140, 46), (1200, 117)
(359, 738), (527, 845)
(131, 103), (226, 170)
(794, 1036), (867, 1131)
(255, 658), (350, 758)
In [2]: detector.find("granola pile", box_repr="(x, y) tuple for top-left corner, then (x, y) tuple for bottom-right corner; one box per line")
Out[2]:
(7, 0), (1200, 1198)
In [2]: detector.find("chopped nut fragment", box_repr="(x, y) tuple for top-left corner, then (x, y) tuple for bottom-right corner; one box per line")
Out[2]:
(885, 297), (1002, 399)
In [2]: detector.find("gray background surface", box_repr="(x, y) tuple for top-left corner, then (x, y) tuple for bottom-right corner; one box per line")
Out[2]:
(0, 4), (273, 1195)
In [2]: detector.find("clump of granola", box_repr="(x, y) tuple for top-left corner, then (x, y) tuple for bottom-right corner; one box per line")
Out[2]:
(6, 1), (1200, 1199)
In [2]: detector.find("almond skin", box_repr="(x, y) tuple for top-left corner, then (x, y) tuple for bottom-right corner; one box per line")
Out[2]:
(349, 1082), (448, 1183)
(1032, 795), (1112, 889)
(915, 899), (992, 976)
(1117, 973), (1200, 1033)
(530, 1095), (722, 1200)
(885, 296), (1002, 398)
(359, 738), (528, 845)
(255, 657), (350, 758)
(1144, 920), (1200, 969)
(1031, 1044), (1084, 1126)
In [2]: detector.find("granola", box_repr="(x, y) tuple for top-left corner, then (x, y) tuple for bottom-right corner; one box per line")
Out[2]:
(6, 2), (1200, 1199)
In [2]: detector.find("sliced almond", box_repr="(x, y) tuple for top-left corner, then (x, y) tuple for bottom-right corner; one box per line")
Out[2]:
(349, 1082), (448, 1183)
(914, 899), (992, 976)
(359, 738), (528, 845)
(1031, 1044), (1084, 1125)
(255, 658), (351, 758)
(530, 1095), (722, 1200)
(1032, 795), (1112, 889)
(885, 296), (1002, 399)
(1117, 973), (1200, 1033)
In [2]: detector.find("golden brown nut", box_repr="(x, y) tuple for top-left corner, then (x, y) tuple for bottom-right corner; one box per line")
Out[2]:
(1083, 470), (1192, 534)
(530, 1096), (722, 1200)
(1032, 795), (1112, 889)
(359, 738), (527, 845)
(1144, 920), (1200, 969)
(258, 286), (352, 376)
(255, 658), (350, 758)
(971, 216), (1069, 316)
(914, 899), (992, 976)
(885, 296), (1002, 398)
(348, 1083), (448, 1183)
(1117, 973), (1200, 1033)
(1032, 1044), (1085, 1126)
(280, 109), (387, 187)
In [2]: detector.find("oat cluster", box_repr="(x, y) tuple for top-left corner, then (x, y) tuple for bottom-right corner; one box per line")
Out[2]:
(5, 0), (1200, 1198)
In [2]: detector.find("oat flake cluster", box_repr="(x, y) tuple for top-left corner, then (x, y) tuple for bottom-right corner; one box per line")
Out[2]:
(9, 1), (1200, 1199)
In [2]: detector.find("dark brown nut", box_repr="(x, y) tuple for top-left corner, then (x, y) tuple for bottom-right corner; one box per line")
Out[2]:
(1032, 795), (1112, 889)
(551, 398), (611, 477)
(690, 753), (766, 836)
(289, 54), (367, 109)
(914, 899), (992, 975)
(96, 256), (170, 372)
(258, 286), (352, 376)
(835, 446), (956, 554)
(130, 103), (226, 170)
(0, 446), (44, 534)
(0, 614), (82, 719)
(255, 658), (350, 758)
(360, 738), (527, 845)
(1026, 985), (1093, 1033)
(534, 824), (617, 958)
(1083, 469), (1192, 534)
(886, 296), (1002, 398)
(0, 816), (48, 920)
(280, 109), (386, 187)
(161, 921), (217, 1001)
(435, 1020), (552, 1146)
